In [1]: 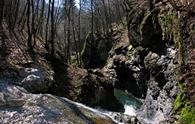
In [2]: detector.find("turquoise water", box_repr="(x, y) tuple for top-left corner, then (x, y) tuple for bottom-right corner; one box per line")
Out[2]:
(114, 88), (142, 115)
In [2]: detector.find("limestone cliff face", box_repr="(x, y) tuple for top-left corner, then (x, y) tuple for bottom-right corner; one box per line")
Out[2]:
(121, 0), (195, 123)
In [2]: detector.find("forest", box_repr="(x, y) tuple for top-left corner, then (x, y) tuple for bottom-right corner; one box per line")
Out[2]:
(0, 0), (195, 124)
(0, 0), (125, 66)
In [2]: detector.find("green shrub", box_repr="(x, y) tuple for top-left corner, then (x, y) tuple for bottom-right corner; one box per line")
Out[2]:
(173, 83), (195, 124)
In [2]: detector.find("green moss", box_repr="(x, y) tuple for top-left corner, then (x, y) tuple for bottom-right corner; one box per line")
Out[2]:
(188, 23), (195, 48)
(81, 33), (97, 67)
(173, 92), (185, 111)
(158, 9), (177, 41)
(180, 103), (195, 124)
(158, 9), (185, 66)
(91, 117), (114, 124)
(140, 9), (152, 36)
(174, 83), (195, 124)
(8, 61), (22, 70)
(81, 33), (89, 57)
(70, 55), (78, 66)
(175, 28), (185, 66)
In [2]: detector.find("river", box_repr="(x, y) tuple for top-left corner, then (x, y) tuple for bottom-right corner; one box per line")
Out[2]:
(65, 88), (143, 123)
(114, 88), (142, 115)
(91, 88), (143, 123)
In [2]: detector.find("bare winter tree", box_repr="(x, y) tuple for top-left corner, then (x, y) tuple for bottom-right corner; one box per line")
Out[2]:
(0, 0), (5, 25)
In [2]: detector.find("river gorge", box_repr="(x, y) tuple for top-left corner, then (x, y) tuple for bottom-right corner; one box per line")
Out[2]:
(1, 0), (195, 123)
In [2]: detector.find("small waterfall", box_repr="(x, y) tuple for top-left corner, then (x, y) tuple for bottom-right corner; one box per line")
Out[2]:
(59, 88), (143, 123)
(124, 104), (136, 116)
(60, 88), (143, 124)
(61, 97), (125, 124)
(114, 88), (143, 116)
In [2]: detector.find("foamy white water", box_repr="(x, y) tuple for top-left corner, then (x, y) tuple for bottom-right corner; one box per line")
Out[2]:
(124, 104), (136, 116)
(62, 97), (125, 124)
(60, 88), (142, 124)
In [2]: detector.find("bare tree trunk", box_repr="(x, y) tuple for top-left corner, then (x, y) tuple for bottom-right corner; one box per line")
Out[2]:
(89, 0), (94, 66)
(8, 0), (13, 30)
(27, 0), (34, 54)
(18, 2), (27, 29)
(107, 0), (112, 32)
(91, 0), (94, 35)
(35, 0), (40, 20)
(102, 0), (109, 34)
(71, 12), (80, 65)
(13, 0), (20, 29)
(64, 18), (67, 60)
(0, 0), (5, 25)
(45, 0), (51, 51)
(66, 0), (72, 63)
(78, 0), (82, 51)
(50, 0), (55, 56)
(78, 0), (82, 65)
(30, 0), (36, 47)
(20, 17), (27, 32)
(37, 0), (45, 36)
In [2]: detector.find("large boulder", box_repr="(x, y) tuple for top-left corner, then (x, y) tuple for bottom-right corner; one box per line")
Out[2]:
(19, 66), (54, 93)
(125, 0), (165, 51)
(47, 56), (123, 111)
(0, 83), (115, 124)
(0, 61), (54, 94)
(81, 33), (113, 69)
(112, 45), (149, 99)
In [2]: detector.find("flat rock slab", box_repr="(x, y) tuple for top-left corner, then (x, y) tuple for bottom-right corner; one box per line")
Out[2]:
(0, 83), (115, 124)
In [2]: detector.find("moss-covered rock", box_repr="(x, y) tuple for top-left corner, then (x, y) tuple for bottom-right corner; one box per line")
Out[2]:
(173, 83), (195, 124)
(125, 0), (165, 52)
(81, 33), (113, 69)
(158, 8), (185, 66)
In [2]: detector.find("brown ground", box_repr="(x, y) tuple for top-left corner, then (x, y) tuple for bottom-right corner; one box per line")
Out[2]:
(0, 21), (49, 70)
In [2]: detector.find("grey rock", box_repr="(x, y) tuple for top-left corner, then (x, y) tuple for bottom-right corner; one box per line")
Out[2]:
(137, 47), (178, 123)
(0, 83), (114, 124)
(144, 52), (160, 69)
(19, 67), (54, 93)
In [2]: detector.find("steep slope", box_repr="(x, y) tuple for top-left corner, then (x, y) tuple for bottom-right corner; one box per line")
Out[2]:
(0, 21), (124, 123)
(120, 0), (195, 123)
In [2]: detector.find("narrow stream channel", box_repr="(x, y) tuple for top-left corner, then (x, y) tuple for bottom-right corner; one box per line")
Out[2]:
(60, 88), (143, 124)
(114, 88), (142, 116)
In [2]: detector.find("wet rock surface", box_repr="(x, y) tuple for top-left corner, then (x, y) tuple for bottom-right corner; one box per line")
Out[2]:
(112, 45), (149, 99)
(0, 82), (144, 124)
(110, 113), (141, 124)
(107, 0), (183, 123)
(109, 40), (179, 123)
(0, 83), (116, 124)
